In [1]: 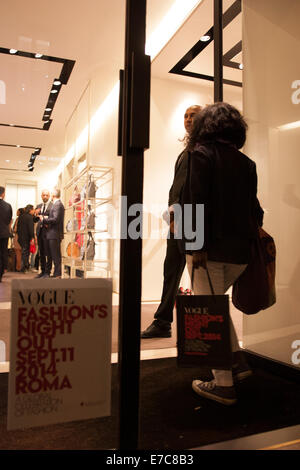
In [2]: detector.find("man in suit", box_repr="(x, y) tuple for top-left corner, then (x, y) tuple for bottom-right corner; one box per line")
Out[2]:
(0, 186), (13, 282)
(17, 204), (35, 273)
(40, 188), (64, 278)
(141, 105), (202, 338)
(34, 189), (53, 278)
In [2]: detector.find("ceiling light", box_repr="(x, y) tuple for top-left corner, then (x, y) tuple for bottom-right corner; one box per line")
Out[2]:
(9, 124), (15, 126)
(239, 63), (243, 70)
(45, 107), (52, 111)
(50, 89), (58, 94)
(145, 0), (202, 59)
(5, 159), (10, 162)
(200, 35), (211, 42)
(35, 53), (43, 58)
(9, 49), (17, 54)
(53, 80), (61, 86)
(16, 145), (20, 147)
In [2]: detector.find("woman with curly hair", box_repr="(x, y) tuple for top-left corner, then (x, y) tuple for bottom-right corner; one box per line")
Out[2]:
(181, 102), (264, 405)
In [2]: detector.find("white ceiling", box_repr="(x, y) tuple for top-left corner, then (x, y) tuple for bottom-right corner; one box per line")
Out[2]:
(0, 0), (241, 178)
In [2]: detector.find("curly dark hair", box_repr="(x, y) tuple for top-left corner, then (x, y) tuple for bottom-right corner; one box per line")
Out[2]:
(187, 102), (248, 151)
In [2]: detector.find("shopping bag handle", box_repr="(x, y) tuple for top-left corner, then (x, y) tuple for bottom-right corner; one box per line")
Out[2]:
(191, 266), (215, 296)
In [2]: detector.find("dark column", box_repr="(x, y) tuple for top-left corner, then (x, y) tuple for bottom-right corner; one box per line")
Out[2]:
(117, 0), (151, 450)
(214, 0), (223, 102)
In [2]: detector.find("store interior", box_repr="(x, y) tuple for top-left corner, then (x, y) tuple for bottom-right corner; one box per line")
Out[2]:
(0, 0), (300, 450)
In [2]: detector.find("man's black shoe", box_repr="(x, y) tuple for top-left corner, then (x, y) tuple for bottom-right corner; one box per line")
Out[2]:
(141, 321), (171, 339)
(35, 272), (45, 278)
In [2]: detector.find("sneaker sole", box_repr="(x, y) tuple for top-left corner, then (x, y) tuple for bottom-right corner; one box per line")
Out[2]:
(141, 332), (171, 339)
(234, 370), (253, 382)
(192, 382), (237, 406)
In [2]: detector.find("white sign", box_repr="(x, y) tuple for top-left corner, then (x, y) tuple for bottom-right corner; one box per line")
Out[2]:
(8, 278), (112, 430)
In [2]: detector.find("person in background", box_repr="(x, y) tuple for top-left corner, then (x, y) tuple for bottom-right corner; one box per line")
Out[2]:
(17, 204), (35, 273)
(40, 188), (65, 278)
(34, 189), (53, 278)
(182, 102), (264, 406)
(141, 105), (202, 338)
(12, 208), (24, 272)
(0, 186), (13, 282)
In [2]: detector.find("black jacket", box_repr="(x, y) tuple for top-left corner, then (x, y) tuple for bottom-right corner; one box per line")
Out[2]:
(45, 200), (65, 240)
(168, 149), (189, 207)
(34, 201), (53, 237)
(17, 213), (34, 245)
(181, 142), (264, 263)
(0, 199), (12, 238)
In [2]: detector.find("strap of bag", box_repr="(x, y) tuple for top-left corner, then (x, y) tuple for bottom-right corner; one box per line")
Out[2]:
(191, 265), (215, 296)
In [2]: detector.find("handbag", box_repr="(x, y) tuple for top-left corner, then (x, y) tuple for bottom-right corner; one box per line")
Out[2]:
(87, 174), (98, 198)
(30, 240), (36, 254)
(66, 219), (79, 232)
(69, 185), (81, 206)
(176, 267), (232, 369)
(66, 241), (80, 258)
(81, 232), (96, 260)
(232, 227), (276, 315)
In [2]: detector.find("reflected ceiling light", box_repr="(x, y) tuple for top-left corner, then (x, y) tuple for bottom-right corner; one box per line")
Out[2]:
(145, 0), (203, 59)
(53, 80), (61, 86)
(9, 49), (17, 54)
(200, 35), (211, 42)
(55, 0), (203, 181)
(50, 89), (58, 94)
(278, 120), (300, 131)
(35, 53), (43, 58)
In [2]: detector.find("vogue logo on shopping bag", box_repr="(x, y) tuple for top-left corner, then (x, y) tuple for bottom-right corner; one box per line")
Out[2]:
(176, 294), (232, 369)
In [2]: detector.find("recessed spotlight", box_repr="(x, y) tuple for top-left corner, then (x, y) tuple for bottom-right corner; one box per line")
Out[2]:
(9, 48), (18, 54)
(45, 107), (52, 111)
(200, 35), (211, 42)
(239, 63), (244, 70)
(53, 80), (61, 86)
(16, 145), (20, 147)
(5, 159), (10, 163)
(35, 53), (43, 58)
(50, 89), (58, 94)
(44, 114), (50, 117)
(9, 124), (15, 126)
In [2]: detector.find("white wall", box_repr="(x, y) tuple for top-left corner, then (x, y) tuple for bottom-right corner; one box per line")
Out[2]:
(243, 0), (300, 366)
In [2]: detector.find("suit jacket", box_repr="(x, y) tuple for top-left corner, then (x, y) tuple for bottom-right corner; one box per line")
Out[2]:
(46, 199), (65, 240)
(0, 198), (12, 238)
(181, 141), (264, 263)
(168, 149), (189, 208)
(34, 201), (53, 237)
(17, 213), (34, 245)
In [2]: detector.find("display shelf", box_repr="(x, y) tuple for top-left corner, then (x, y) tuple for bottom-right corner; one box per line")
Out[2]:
(62, 164), (114, 279)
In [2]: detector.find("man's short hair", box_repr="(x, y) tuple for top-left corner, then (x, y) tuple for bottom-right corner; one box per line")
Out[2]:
(53, 188), (61, 198)
(0, 186), (5, 197)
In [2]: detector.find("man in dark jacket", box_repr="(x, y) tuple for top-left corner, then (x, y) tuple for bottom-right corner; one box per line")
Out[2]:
(0, 186), (13, 281)
(141, 105), (202, 338)
(40, 188), (65, 278)
(17, 204), (35, 273)
(34, 189), (53, 278)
